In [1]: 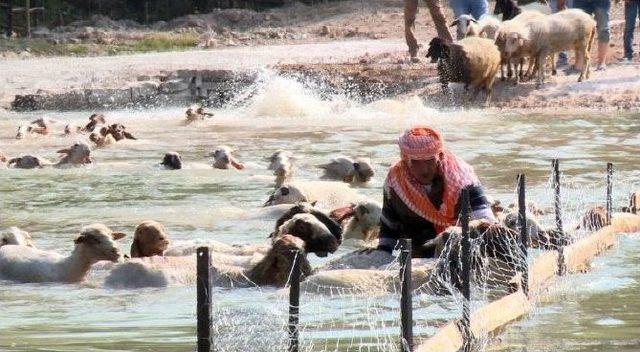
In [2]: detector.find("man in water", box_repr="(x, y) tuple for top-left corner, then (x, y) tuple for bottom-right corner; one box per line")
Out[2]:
(376, 126), (495, 257)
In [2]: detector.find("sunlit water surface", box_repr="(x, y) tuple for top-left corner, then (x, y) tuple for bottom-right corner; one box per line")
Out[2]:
(1, 75), (639, 351)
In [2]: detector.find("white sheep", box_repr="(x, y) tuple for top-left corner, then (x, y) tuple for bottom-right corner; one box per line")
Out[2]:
(104, 234), (312, 289)
(263, 181), (368, 210)
(56, 142), (93, 166)
(330, 200), (382, 241)
(267, 150), (295, 187)
(1, 227), (34, 247)
(451, 14), (501, 40)
(504, 9), (596, 88)
(0, 224), (126, 283)
(209, 145), (244, 170)
(426, 36), (501, 105)
(495, 11), (546, 82)
(318, 156), (375, 183)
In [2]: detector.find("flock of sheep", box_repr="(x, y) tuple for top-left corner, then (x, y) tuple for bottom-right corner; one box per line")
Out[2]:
(2, 109), (634, 296)
(429, 0), (597, 105)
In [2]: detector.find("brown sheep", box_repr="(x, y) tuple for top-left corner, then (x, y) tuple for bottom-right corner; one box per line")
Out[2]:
(130, 220), (171, 258)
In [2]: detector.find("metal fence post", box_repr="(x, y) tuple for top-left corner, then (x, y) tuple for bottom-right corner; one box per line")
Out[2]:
(607, 163), (613, 225)
(288, 250), (301, 352)
(460, 189), (472, 348)
(552, 159), (566, 276)
(196, 247), (212, 352)
(517, 174), (529, 296)
(399, 238), (413, 352)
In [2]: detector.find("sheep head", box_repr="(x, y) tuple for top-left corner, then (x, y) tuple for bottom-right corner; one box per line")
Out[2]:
(275, 213), (339, 257)
(74, 224), (126, 263)
(57, 143), (92, 165)
(353, 158), (374, 182)
(504, 31), (527, 57)
(130, 220), (170, 258)
(425, 37), (451, 63)
(161, 152), (183, 170)
(210, 146), (244, 170)
(263, 184), (309, 206)
(1, 227), (34, 247)
(622, 192), (639, 214)
(450, 15), (477, 39)
(247, 234), (312, 287)
(0, 151), (7, 163)
(89, 113), (106, 125)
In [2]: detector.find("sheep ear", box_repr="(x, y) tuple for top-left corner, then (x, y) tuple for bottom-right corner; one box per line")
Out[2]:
(57, 148), (71, 154)
(74, 235), (85, 244)
(310, 201), (318, 207)
(449, 20), (459, 27)
(130, 238), (141, 257)
(112, 232), (126, 240)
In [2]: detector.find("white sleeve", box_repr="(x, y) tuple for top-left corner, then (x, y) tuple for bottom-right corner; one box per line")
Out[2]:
(471, 207), (497, 223)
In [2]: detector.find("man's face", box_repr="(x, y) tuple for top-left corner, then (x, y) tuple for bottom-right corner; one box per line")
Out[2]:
(406, 157), (439, 185)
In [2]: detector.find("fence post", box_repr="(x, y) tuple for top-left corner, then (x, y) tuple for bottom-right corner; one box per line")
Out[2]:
(607, 163), (613, 225)
(288, 250), (301, 352)
(399, 238), (413, 352)
(6, 0), (14, 37)
(459, 189), (472, 349)
(517, 174), (529, 296)
(196, 247), (212, 352)
(552, 159), (566, 276)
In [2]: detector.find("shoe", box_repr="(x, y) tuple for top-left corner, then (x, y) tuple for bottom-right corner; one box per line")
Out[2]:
(563, 65), (581, 74)
(556, 56), (569, 67)
(619, 57), (633, 64)
(595, 63), (607, 71)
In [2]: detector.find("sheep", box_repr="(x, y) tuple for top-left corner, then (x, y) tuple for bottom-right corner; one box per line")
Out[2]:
(102, 123), (136, 141)
(270, 201), (343, 244)
(184, 106), (214, 124)
(451, 14), (501, 40)
(56, 142), (92, 166)
(420, 220), (523, 295)
(130, 220), (171, 258)
(104, 234), (312, 289)
(0, 224), (126, 283)
(330, 200), (382, 242)
(622, 192), (639, 214)
(267, 150), (295, 187)
(263, 181), (367, 210)
(83, 113), (107, 132)
(501, 210), (564, 250)
(318, 156), (375, 183)
(273, 213), (340, 257)
(495, 11), (546, 82)
(1, 227), (34, 247)
(425, 36), (501, 106)
(494, 0), (552, 21)
(7, 155), (50, 169)
(504, 9), (596, 88)
(0, 151), (7, 163)
(576, 205), (608, 232)
(89, 131), (116, 148)
(160, 152), (183, 170)
(209, 146), (244, 170)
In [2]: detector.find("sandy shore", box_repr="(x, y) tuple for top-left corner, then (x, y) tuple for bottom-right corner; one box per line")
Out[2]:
(1, 0), (639, 112)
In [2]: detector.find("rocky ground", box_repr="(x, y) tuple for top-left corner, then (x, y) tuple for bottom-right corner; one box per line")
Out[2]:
(1, 0), (639, 111)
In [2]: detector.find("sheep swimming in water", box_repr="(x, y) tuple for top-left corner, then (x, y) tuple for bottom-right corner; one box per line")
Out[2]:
(318, 156), (375, 183)
(160, 152), (183, 170)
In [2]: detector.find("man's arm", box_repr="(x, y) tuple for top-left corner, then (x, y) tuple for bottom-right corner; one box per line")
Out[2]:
(377, 186), (404, 253)
(466, 184), (496, 222)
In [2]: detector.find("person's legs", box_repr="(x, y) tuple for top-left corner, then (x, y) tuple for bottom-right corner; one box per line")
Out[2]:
(594, 0), (611, 69)
(623, 0), (639, 59)
(404, 0), (420, 58)
(469, 0), (489, 19)
(449, 0), (466, 18)
(425, 0), (454, 42)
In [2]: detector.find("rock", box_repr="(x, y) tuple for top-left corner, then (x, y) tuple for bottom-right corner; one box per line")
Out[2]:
(19, 51), (32, 59)
(137, 75), (152, 81)
(159, 79), (189, 94)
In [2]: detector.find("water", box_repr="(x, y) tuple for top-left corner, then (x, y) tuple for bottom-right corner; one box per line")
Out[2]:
(1, 74), (639, 351)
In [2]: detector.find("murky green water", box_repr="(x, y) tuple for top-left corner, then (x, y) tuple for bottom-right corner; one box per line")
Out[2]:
(1, 75), (639, 351)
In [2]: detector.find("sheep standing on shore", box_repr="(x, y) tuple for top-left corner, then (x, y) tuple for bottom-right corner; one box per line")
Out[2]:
(504, 9), (596, 88)
(451, 14), (501, 40)
(0, 224), (125, 283)
(426, 36), (501, 105)
(494, 0), (552, 21)
(495, 11), (546, 82)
